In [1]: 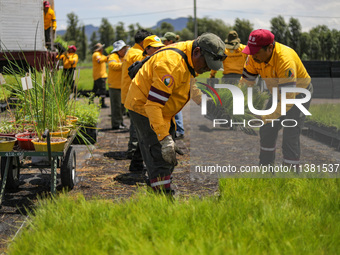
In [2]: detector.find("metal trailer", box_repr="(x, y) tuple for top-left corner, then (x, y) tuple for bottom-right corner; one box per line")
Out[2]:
(0, 130), (77, 206)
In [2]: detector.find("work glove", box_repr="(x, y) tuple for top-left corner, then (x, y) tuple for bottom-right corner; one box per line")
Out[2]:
(160, 135), (183, 165)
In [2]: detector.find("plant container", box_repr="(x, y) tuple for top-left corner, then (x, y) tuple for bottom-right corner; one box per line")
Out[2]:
(31, 137), (68, 152)
(0, 136), (17, 151)
(15, 132), (37, 150)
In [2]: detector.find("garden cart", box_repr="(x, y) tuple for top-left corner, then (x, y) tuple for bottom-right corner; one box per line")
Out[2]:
(0, 129), (77, 206)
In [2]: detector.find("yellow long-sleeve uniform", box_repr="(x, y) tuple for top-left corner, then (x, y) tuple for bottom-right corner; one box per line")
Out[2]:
(92, 51), (108, 81)
(57, 52), (78, 69)
(121, 43), (145, 104)
(210, 44), (247, 77)
(241, 42), (311, 120)
(124, 41), (200, 141)
(44, 7), (57, 30)
(107, 53), (123, 89)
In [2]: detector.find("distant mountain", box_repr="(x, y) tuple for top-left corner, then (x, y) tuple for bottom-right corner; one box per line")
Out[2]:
(152, 17), (188, 31)
(56, 17), (189, 41)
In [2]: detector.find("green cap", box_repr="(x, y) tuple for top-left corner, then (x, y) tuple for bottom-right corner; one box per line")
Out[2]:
(197, 33), (226, 70)
(160, 32), (177, 42)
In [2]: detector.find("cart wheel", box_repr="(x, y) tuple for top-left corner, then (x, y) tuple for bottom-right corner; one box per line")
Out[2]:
(0, 157), (20, 190)
(61, 146), (76, 189)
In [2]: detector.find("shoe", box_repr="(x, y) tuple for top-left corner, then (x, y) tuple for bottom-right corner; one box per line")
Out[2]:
(101, 104), (109, 108)
(175, 133), (184, 140)
(112, 125), (128, 130)
(129, 162), (146, 173)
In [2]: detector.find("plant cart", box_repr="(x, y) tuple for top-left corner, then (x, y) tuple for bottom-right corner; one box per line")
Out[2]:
(0, 129), (77, 206)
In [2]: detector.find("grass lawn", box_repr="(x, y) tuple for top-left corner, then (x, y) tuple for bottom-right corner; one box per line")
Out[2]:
(307, 103), (340, 130)
(6, 178), (340, 254)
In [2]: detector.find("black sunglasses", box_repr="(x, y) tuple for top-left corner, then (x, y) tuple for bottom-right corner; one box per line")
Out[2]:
(200, 47), (227, 61)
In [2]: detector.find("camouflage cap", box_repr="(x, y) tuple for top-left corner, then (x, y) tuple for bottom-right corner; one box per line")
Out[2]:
(197, 33), (226, 71)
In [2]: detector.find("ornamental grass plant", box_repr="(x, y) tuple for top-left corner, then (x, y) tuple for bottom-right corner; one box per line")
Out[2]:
(1, 54), (77, 141)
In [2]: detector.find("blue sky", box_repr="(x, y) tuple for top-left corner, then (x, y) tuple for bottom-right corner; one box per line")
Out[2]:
(54, 0), (340, 32)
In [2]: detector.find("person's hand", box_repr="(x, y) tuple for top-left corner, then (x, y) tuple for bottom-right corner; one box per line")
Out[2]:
(160, 135), (177, 165)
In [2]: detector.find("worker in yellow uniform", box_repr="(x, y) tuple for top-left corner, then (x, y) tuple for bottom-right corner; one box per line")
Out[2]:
(161, 32), (185, 139)
(143, 35), (164, 56)
(43, 1), (57, 48)
(57, 45), (78, 90)
(108, 40), (129, 130)
(92, 43), (108, 108)
(210, 30), (247, 85)
(125, 33), (226, 194)
(121, 29), (152, 172)
(161, 32), (180, 45)
(240, 29), (313, 168)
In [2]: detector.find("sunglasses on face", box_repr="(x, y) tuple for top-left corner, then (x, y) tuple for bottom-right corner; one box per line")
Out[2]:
(200, 47), (227, 61)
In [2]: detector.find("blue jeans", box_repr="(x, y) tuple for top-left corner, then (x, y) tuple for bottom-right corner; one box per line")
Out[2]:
(175, 111), (184, 135)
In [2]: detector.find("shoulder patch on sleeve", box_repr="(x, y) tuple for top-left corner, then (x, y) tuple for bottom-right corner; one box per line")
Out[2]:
(285, 68), (295, 78)
(162, 75), (174, 88)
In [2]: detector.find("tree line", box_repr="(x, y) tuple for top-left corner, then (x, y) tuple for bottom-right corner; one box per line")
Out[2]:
(61, 12), (340, 62)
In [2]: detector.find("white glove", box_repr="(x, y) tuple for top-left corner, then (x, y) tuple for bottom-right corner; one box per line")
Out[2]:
(160, 135), (177, 165)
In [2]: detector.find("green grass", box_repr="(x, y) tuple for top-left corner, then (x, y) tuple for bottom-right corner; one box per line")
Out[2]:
(307, 104), (340, 130)
(7, 178), (340, 255)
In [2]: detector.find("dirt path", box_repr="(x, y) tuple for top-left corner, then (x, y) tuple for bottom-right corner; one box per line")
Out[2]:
(1, 98), (339, 252)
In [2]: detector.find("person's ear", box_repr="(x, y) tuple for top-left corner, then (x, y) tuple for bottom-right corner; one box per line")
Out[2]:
(193, 47), (201, 58)
(268, 44), (274, 52)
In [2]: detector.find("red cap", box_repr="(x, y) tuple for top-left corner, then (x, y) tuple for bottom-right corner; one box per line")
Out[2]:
(68, 45), (77, 52)
(242, 29), (275, 55)
(43, 1), (50, 7)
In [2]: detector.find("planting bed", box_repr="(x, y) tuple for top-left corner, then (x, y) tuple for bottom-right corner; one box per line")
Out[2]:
(304, 121), (340, 151)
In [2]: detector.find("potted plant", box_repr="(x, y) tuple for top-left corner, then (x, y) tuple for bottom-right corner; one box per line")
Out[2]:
(2, 59), (72, 151)
(73, 97), (100, 145)
(0, 136), (17, 152)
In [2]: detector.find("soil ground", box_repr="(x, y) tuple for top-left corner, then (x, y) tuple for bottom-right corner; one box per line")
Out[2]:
(0, 98), (339, 253)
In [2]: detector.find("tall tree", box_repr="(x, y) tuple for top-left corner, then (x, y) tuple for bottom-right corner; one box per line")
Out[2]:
(89, 31), (98, 53)
(151, 22), (175, 37)
(98, 18), (114, 49)
(288, 17), (302, 56)
(177, 28), (194, 41)
(270, 15), (289, 45)
(233, 18), (254, 44)
(187, 16), (231, 40)
(77, 25), (87, 61)
(115, 22), (128, 42)
(63, 12), (81, 42)
(300, 32), (311, 60)
(310, 25), (330, 60)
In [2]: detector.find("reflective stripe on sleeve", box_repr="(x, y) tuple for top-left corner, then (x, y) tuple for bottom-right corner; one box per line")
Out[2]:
(147, 86), (171, 105)
(242, 68), (257, 81)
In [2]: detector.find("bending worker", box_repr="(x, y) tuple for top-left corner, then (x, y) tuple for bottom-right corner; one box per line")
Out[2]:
(210, 30), (247, 84)
(121, 29), (152, 172)
(124, 33), (226, 194)
(240, 29), (313, 168)
(161, 32), (185, 139)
